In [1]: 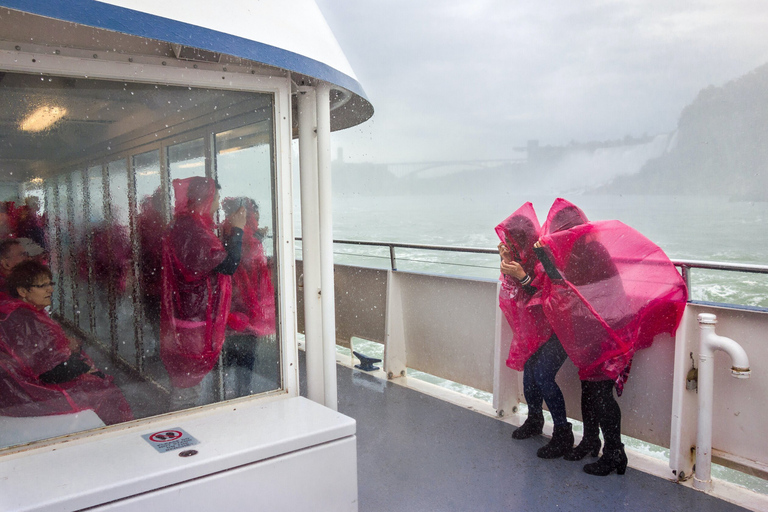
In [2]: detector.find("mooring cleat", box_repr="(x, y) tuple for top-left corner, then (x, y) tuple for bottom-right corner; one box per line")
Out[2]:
(353, 351), (382, 371)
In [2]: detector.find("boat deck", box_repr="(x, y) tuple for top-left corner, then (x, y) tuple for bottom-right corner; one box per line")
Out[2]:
(315, 362), (749, 512)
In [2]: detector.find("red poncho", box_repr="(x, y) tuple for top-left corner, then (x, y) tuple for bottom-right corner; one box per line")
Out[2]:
(80, 222), (131, 295)
(0, 299), (133, 425)
(495, 202), (553, 371)
(537, 198), (687, 381)
(160, 177), (232, 388)
(221, 198), (276, 336)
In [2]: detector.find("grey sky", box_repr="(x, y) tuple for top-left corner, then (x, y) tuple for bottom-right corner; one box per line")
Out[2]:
(315, 0), (768, 163)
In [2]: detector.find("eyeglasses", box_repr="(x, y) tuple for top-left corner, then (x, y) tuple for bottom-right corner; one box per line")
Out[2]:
(29, 281), (55, 289)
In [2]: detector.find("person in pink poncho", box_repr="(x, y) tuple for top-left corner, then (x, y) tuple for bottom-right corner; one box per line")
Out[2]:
(0, 260), (133, 425)
(534, 199), (687, 475)
(219, 197), (276, 399)
(496, 202), (573, 459)
(160, 177), (246, 410)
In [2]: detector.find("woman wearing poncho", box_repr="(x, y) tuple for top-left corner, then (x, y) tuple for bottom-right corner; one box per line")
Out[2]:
(0, 260), (133, 425)
(160, 177), (245, 409)
(535, 199), (687, 475)
(496, 202), (574, 459)
(220, 197), (276, 398)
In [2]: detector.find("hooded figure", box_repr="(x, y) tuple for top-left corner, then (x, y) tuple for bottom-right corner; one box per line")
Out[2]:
(535, 198), (687, 475)
(221, 197), (276, 337)
(536, 198), (687, 382)
(495, 202), (552, 370)
(496, 202), (572, 459)
(160, 177), (243, 392)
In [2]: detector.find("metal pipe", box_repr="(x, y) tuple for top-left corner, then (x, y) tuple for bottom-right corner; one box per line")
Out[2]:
(297, 86), (325, 405)
(694, 313), (750, 492)
(316, 82), (338, 410)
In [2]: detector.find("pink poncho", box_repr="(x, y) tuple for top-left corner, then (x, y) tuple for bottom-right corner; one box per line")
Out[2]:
(537, 199), (687, 381)
(495, 202), (553, 371)
(0, 299), (133, 425)
(160, 177), (232, 388)
(221, 198), (276, 336)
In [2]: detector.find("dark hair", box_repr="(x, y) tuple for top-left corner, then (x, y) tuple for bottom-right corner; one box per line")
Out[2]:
(7, 260), (52, 298)
(0, 239), (21, 259)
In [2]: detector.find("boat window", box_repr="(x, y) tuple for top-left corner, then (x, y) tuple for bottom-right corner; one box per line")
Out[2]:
(0, 71), (281, 449)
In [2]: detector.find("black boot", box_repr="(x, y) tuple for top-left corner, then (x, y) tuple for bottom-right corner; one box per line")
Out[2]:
(511, 412), (544, 440)
(537, 423), (574, 459)
(583, 444), (627, 476)
(563, 436), (601, 461)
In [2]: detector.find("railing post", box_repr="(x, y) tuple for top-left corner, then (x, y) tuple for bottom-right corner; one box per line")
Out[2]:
(389, 245), (397, 271)
(681, 265), (691, 293)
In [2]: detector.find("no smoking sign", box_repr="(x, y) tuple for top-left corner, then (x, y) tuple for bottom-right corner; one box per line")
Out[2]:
(142, 427), (199, 453)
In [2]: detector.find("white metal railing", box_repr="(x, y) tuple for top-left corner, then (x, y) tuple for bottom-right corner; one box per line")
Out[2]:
(297, 237), (768, 304)
(295, 238), (768, 485)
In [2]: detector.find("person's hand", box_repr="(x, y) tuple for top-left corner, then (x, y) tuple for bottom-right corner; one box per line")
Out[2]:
(229, 206), (247, 230)
(500, 260), (527, 280)
(498, 242), (512, 263)
(67, 336), (81, 354)
(534, 239), (544, 249)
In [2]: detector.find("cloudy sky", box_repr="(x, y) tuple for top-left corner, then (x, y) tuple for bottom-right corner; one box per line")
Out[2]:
(315, 0), (768, 163)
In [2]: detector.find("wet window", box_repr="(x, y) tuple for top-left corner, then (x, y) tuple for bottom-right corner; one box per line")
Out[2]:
(0, 72), (280, 448)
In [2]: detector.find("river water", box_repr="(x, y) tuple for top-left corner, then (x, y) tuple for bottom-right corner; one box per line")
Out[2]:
(320, 192), (768, 308)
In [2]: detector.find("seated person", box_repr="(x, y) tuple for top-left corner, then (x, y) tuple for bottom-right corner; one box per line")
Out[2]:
(0, 260), (133, 425)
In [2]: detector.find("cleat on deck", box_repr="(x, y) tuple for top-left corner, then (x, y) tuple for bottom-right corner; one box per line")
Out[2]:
(353, 351), (381, 372)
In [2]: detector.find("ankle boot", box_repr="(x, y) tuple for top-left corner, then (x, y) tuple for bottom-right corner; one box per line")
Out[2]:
(537, 423), (574, 459)
(563, 436), (601, 461)
(511, 413), (544, 440)
(583, 444), (627, 476)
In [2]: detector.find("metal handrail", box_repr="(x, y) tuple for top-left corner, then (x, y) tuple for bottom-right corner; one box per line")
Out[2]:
(296, 237), (768, 276)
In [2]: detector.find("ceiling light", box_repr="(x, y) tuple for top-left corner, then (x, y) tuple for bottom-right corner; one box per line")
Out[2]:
(20, 106), (67, 132)
(177, 161), (204, 169)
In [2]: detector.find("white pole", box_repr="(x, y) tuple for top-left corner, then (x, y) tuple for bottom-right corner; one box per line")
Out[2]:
(694, 313), (750, 492)
(316, 83), (338, 411)
(297, 85), (325, 405)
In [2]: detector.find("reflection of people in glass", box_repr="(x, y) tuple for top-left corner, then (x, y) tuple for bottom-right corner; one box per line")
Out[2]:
(160, 177), (245, 410)
(137, 188), (166, 323)
(83, 220), (131, 295)
(220, 197), (276, 398)
(14, 197), (47, 250)
(0, 261), (133, 425)
(0, 239), (30, 296)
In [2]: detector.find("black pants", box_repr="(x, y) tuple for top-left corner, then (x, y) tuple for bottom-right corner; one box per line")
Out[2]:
(580, 380), (622, 450)
(523, 334), (568, 427)
(222, 334), (258, 398)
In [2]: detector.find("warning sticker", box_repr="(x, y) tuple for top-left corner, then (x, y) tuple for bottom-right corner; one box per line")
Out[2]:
(142, 428), (199, 453)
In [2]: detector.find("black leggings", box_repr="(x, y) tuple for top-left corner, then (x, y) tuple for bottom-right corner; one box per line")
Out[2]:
(580, 380), (622, 450)
(523, 335), (568, 427)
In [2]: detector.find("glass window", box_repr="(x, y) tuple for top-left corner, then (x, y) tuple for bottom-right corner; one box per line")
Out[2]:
(71, 170), (89, 331)
(134, 150), (163, 365)
(87, 165), (111, 344)
(216, 121), (280, 397)
(107, 159), (136, 364)
(0, 71), (279, 448)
